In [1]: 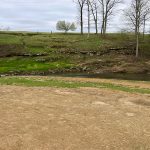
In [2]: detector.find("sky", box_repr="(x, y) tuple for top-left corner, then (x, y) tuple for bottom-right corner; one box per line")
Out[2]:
(0, 0), (132, 32)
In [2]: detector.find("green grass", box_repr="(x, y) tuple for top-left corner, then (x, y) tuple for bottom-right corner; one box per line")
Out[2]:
(0, 77), (149, 94)
(0, 32), (149, 75)
(0, 57), (74, 73)
(0, 33), (105, 74)
(0, 32), (133, 51)
(0, 34), (21, 45)
(0, 32), (149, 54)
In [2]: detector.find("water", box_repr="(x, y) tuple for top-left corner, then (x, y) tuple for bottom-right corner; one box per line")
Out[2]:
(54, 73), (150, 81)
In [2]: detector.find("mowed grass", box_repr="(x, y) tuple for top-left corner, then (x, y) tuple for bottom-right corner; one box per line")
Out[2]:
(0, 77), (149, 94)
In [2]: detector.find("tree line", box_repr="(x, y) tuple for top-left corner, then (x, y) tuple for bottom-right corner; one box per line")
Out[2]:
(74, 0), (150, 57)
(57, 0), (150, 57)
(75, 0), (150, 35)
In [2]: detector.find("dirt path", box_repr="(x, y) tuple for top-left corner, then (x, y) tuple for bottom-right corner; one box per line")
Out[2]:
(0, 85), (150, 150)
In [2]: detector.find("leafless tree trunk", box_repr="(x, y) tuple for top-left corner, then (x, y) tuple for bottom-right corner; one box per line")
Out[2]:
(75, 0), (86, 34)
(135, 0), (140, 57)
(87, 0), (91, 37)
(143, 15), (146, 39)
(95, 5), (98, 34)
(89, 0), (99, 34)
(100, 0), (105, 35)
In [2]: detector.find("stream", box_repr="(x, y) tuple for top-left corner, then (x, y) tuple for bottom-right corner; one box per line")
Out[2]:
(53, 73), (150, 81)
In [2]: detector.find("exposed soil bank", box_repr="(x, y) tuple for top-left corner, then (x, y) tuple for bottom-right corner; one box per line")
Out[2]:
(1, 68), (150, 81)
(1, 52), (149, 79)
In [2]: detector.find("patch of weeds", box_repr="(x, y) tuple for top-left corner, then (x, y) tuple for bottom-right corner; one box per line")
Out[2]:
(0, 57), (74, 73)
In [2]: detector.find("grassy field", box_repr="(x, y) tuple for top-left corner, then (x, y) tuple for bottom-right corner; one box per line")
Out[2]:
(0, 76), (149, 94)
(0, 31), (150, 75)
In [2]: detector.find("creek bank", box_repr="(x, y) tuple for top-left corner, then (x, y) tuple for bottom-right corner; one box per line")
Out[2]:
(0, 64), (149, 78)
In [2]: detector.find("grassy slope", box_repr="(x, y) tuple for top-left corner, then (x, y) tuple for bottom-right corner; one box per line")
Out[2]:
(0, 76), (149, 94)
(0, 32), (150, 74)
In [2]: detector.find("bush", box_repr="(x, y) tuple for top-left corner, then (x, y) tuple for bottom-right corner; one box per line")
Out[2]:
(56, 21), (77, 33)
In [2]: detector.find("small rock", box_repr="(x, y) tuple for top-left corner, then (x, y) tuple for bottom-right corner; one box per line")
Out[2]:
(126, 113), (135, 117)
(0, 75), (6, 77)
(82, 66), (87, 71)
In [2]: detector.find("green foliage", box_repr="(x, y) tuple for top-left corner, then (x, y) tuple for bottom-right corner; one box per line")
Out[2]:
(56, 21), (76, 32)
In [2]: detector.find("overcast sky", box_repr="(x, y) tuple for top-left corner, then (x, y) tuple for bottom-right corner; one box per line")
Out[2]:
(0, 0), (131, 32)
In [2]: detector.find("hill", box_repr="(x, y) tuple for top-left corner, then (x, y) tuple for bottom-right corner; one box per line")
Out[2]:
(0, 32), (149, 77)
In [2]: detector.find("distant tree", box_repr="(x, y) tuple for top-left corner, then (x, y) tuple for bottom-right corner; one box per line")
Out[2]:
(142, 7), (150, 38)
(0, 26), (10, 31)
(56, 21), (77, 33)
(5, 27), (10, 31)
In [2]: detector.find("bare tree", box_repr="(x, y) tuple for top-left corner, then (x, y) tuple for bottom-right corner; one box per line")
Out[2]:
(0, 26), (11, 31)
(86, 0), (91, 37)
(125, 0), (150, 57)
(98, 0), (122, 36)
(89, 0), (99, 34)
(74, 0), (86, 34)
(142, 7), (150, 38)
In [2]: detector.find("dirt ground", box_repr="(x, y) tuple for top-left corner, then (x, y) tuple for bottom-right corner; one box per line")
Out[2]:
(0, 81), (150, 149)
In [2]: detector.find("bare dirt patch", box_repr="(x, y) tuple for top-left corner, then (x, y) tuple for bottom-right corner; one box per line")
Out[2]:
(0, 44), (24, 57)
(0, 85), (150, 150)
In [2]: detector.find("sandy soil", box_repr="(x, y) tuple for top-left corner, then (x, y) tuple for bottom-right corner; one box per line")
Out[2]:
(0, 84), (150, 150)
